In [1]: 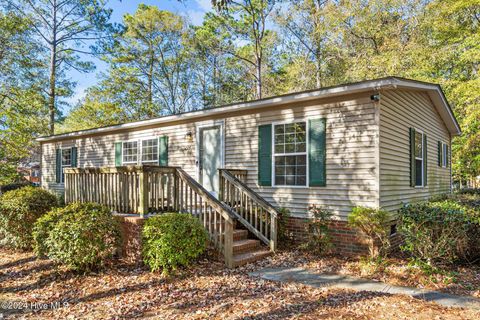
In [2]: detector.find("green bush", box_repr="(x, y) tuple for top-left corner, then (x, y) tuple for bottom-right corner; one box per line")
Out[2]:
(399, 200), (480, 266)
(0, 181), (31, 193)
(0, 186), (58, 250)
(143, 213), (208, 274)
(348, 206), (391, 258)
(300, 205), (333, 254)
(33, 202), (121, 272)
(32, 208), (64, 257)
(277, 207), (291, 244)
(457, 188), (480, 196)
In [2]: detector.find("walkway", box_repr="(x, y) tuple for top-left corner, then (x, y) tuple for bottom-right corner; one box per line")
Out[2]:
(250, 267), (480, 310)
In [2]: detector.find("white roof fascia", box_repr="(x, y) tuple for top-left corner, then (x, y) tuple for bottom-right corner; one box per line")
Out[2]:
(37, 77), (461, 142)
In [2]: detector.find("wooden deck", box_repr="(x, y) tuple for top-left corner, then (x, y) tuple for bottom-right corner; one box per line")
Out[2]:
(64, 166), (278, 268)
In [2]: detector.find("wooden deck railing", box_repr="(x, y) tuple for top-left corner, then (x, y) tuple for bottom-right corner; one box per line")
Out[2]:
(64, 166), (237, 267)
(219, 169), (278, 251)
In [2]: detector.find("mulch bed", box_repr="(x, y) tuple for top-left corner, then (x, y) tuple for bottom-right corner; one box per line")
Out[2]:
(1, 248), (479, 319)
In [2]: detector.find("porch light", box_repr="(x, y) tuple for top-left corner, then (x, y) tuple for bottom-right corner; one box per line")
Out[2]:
(185, 131), (193, 142)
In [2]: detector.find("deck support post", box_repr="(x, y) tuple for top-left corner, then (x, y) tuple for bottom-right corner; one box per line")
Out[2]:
(270, 217), (277, 252)
(224, 220), (234, 268)
(138, 167), (149, 217)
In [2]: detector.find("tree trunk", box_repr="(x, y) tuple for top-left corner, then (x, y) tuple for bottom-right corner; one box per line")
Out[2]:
(48, 0), (58, 135)
(48, 47), (56, 135)
(256, 57), (262, 99)
(315, 59), (321, 89)
(147, 50), (154, 118)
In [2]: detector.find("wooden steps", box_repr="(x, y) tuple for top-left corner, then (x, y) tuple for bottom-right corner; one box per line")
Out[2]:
(231, 227), (271, 267)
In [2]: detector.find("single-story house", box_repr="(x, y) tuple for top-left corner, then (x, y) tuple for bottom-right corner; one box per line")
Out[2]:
(37, 77), (461, 259)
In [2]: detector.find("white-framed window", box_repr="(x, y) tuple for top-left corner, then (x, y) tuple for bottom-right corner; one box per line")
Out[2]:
(414, 130), (424, 187)
(442, 143), (448, 167)
(61, 148), (72, 183)
(121, 138), (159, 165)
(141, 138), (158, 163)
(273, 121), (307, 186)
(122, 141), (138, 164)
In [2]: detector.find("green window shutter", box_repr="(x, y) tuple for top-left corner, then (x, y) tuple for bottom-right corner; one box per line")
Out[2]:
(158, 136), (168, 166)
(438, 141), (442, 167)
(55, 149), (61, 183)
(71, 147), (78, 168)
(308, 118), (327, 187)
(409, 128), (416, 187)
(446, 144), (449, 168)
(258, 124), (272, 186)
(115, 142), (122, 166)
(423, 134), (428, 186)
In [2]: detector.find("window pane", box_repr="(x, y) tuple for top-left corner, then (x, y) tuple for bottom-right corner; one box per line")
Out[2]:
(285, 176), (295, 185)
(285, 156), (295, 165)
(297, 166), (306, 175)
(274, 125), (284, 134)
(285, 143), (295, 153)
(123, 141), (138, 163)
(296, 143), (306, 152)
(415, 132), (423, 158)
(285, 123), (296, 133)
(285, 166), (295, 175)
(275, 156), (285, 165)
(415, 159), (423, 186)
(275, 167), (284, 176)
(296, 176), (306, 186)
(297, 155), (306, 165)
(273, 122), (307, 186)
(275, 176), (285, 185)
(443, 144), (447, 167)
(275, 134), (284, 144)
(274, 154), (307, 186)
(62, 149), (72, 166)
(275, 144), (284, 153)
(142, 139), (158, 163)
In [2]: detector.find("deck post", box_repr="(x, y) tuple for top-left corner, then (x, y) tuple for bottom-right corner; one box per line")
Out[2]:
(138, 167), (149, 217)
(224, 220), (234, 268)
(218, 170), (224, 202)
(270, 215), (277, 252)
(173, 173), (179, 211)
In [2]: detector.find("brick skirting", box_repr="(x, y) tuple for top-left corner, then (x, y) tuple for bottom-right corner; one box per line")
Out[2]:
(114, 214), (146, 265)
(285, 216), (402, 256)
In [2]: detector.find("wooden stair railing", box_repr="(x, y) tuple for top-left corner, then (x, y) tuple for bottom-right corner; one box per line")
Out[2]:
(219, 169), (278, 251)
(64, 166), (238, 268)
(174, 167), (238, 267)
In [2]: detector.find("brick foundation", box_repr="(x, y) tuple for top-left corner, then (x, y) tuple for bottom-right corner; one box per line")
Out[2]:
(285, 216), (401, 256)
(114, 214), (146, 265)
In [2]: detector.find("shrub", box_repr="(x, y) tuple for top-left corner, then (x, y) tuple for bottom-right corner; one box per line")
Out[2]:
(34, 202), (121, 272)
(143, 213), (208, 274)
(457, 188), (480, 196)
(0, 181), (31, 193)
(32, 208), (64, 257)
(348, 206), (391, 258)
(0, 186), (58, 250)
(399, 200), (479, 266)
(300, 205), (332, 254)
(277, 207), (291, 244)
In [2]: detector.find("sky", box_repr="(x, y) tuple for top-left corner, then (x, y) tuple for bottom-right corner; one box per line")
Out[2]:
(65, 0), (213, 108)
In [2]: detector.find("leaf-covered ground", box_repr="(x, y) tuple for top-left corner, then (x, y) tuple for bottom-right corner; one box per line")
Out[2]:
(1, 248), (479, 319)
(275, 249), (480, 298)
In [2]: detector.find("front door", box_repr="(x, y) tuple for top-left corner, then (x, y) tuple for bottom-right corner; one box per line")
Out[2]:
(199, 126), (222, 196)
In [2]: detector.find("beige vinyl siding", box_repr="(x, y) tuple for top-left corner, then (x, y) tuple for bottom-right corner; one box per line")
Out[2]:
(379, 89), (451, 212)
(224, 96), (379, 219)
(41, 93), (379, 219)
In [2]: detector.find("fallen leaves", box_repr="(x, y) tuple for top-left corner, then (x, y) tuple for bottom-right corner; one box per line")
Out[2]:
(0, 248), (479, 319)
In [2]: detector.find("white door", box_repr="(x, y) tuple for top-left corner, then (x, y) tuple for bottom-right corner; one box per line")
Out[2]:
(199, 126), (222, 196)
